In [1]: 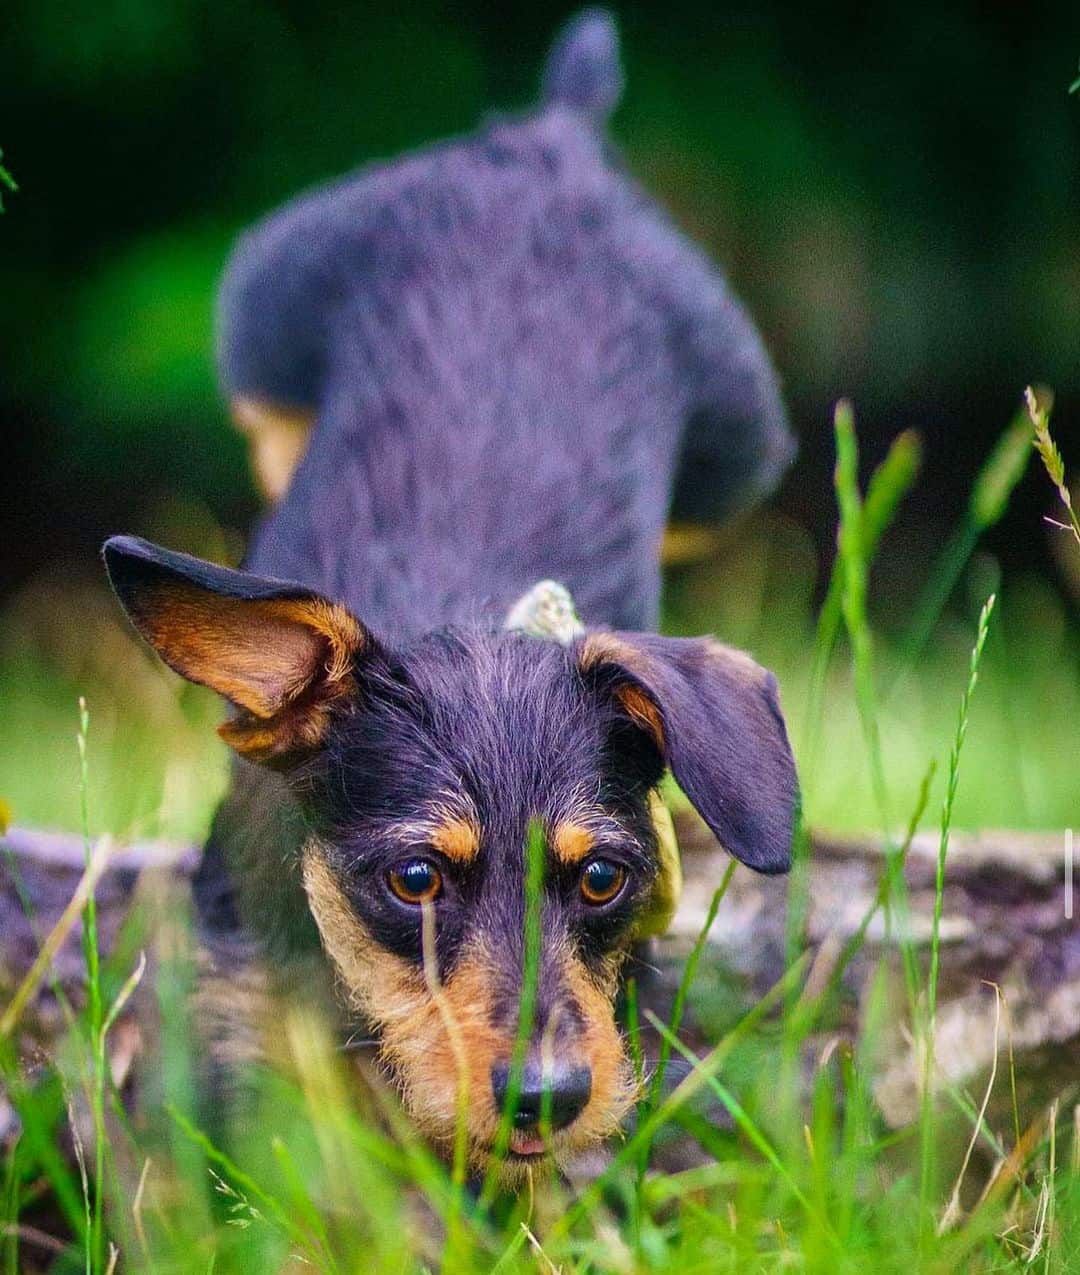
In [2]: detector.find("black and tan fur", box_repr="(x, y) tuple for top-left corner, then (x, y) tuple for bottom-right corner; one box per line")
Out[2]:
(103, 11), (799, 1179)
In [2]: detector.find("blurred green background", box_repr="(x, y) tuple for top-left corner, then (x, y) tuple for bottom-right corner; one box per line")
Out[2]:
(1, 1), (1078, 842)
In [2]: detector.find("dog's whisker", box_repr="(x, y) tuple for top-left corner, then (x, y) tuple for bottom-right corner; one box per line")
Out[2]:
(338, 1036), (380, 1053)
(623, 952), (663, 977)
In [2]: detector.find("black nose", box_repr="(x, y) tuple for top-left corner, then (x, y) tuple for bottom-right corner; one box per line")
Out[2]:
(490, 1058), (592, 1131)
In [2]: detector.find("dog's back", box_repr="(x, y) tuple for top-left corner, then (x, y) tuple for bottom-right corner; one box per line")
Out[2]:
(215, 10), (794, 636)
(101, 16), (801, 1144)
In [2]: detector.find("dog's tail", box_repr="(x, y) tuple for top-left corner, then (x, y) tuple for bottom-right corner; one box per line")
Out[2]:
(217, 8), (791, 531)
(541, 9), (793, 537)
(540, 8), (623, 124)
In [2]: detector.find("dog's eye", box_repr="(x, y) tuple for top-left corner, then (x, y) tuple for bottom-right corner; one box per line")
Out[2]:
(387, 859), (443, 905)
(579, 858), (627, 906)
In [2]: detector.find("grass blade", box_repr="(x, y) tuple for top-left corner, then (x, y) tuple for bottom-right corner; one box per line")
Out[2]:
(920, 592), (996, 1226)
(802, 426), (921, 790)
(479, 818), (545, 1207)
(1027, 386), (1080, 550)
(551, 951), (811, 1241)
(0, 836), (113, 1041)
(895, 399), (1033, 683)
(644, 1010), (838, 1247)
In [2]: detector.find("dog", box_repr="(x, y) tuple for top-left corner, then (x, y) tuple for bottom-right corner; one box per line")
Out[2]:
(103, 9), (799, 1181)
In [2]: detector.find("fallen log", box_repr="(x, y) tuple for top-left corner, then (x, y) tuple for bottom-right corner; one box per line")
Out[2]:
(0, 829), (196, 1029)
(1, 818), (1075, 1132)
(662, 818), (1078, 1128)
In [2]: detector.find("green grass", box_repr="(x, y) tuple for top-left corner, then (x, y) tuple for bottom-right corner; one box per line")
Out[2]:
(1, 396), (1078, 1272)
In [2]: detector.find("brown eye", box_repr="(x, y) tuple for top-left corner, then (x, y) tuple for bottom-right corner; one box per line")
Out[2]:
(580, 858), (627, 906)
(388, 859), (443, 905)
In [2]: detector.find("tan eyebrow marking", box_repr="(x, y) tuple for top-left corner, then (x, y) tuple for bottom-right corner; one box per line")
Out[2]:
(552, 822), (596, 866)
(429, 814), (482, 864)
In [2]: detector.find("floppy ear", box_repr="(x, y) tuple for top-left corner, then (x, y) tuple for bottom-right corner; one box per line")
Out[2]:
(103, 535), (368, 766)
(578, 632), (799, 874)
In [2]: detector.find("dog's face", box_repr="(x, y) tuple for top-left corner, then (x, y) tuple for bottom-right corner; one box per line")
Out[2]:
(104, 536), (798, 1177)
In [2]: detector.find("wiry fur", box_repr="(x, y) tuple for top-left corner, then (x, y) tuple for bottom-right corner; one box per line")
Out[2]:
(218, 12), (793, 634)
(103, 9), (799, 1178)
(303, 845), (635, 1180)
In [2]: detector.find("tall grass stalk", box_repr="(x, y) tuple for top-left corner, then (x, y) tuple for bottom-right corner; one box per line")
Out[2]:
(919, 591), (996, 1229)
(420, 899), (471, 1261)
(1027, 386), (1080, 550)
(833, 402), (891, 833)
(801, 426), (921, 790)
(938, 982), (1003, 1236)
(833, 402), (922, 1016)
(779, 408), (925, 1168)
(894, 399), (1034, 685)
(1, 848), (81, 1038)
(479, 818), (545, 1207)
(0, 837), (112, 1041)
(76, 698), (109, 1274)
(925, 594), (995, 1031)
(789, 424), (920, 1028)
(1044, 1101), (1059, 1273)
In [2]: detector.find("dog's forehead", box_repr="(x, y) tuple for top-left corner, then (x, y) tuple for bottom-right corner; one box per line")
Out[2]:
(322, 627), (623, 857)
(396, 628), (601, 790)
(403, 627), (575, 704)
(315, 625), (639, 847)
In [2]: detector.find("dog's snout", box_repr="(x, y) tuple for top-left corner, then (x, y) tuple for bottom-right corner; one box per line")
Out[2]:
(490, 1058), (592, 1131)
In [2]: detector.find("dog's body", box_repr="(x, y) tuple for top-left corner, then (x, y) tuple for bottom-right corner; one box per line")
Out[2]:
(105, 12), (798, 1177)
(219, 16), (791, 637)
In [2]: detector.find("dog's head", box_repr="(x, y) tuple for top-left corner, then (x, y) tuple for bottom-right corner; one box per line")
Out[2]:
(104, 535), (798, 1176)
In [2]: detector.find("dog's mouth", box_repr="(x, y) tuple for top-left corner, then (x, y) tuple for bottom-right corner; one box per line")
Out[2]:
(474, 1128), (554, 1164)
(507, 1129), (548, 1159)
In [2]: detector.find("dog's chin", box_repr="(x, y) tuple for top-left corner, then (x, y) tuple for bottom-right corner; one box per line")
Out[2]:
(464, 1130), (567, 1187)
(477, 1145), (553, 1190)
(439, 1092), (635, 1186)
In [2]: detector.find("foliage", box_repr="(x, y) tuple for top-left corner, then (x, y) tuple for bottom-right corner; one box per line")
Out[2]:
(0, 148), (16, 212)
(1028, 387), (1080, 552)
